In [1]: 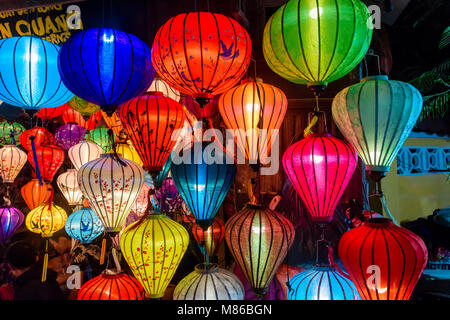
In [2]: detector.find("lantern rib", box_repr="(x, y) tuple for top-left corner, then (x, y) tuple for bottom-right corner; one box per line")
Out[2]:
(33, 37), (47, 108)
(378, 81), (394, 167)
(132, 221), (149, 294)
(297, 141), (317, 216)
(221, 16), (242, 94)
(205, 13), (221, 93)
(320, 0), (339, 82)
(113, 32), (133, 106)
(358, 227), (374, 300)
(383, 227), (405, 300)
(232, 209), (253, 286)
(0, 42), (22, 106)
(13, 38), (28, 106)
(356, 82), (373, 165)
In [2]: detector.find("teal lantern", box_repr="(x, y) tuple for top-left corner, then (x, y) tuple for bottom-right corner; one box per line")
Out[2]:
(65, 205), (104, 244)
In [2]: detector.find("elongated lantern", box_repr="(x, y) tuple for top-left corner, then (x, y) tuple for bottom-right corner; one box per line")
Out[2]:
(21, 179), (53, 210)
(27, 144), (65, 183)
(338, 217), (428, 300)
(77, 154), (145, 233)
(262, 0), (372, 88)
(225, 203), (295, 296)
(121, 212), (189, 299)
(20, 127), (55, 151)
(0, 145), (27, 183)
(68, 140), (102, 171)
(332, 76), (423, 173)
(107, 143), (143, 167)
(147, 78), (181, 102)
(57, 169), (83, 206)
(0, 121), (25, 145)
(65, 206), (104, 244)
(0, 206), (24, 244)
(282, 134), (357, 222)
(192, 218), (225, 257)
(54, 123), (86, 150)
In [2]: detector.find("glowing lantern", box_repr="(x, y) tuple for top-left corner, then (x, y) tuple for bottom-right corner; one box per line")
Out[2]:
(224, 203), (295, 296)
(86, 127), (115, 153)
(21, 179), (53, 210)
(184, 95), (219, 120)
(192, 218), (224, 257)
(151, 12), (252, 102)
(218, 79), (288, 164)
(0, 121), (25, 145)
(0, 145), (27, 183)
(77, 154), (145, 233)
(102, 111), (126, 141)
(147, 78), (181, 102)
(68, 140), (103, 171)
(107, 143), (143, 167)
(27, 144), (65, 183)
(118, 92), (185, 175)
(173, 263), (244, 300)
(131, 183), (151, 217)
(262, 0), (372, 89)
(25, 202), (67, 237)
(121, 212), (189, 299)
(152, 156), (172, 189)
(54, 123), (86, 150)
(62, 106), (102, 131)
(20, 127), (55, 151)
(58, 28), (155, 116)
(338, 217), (428, 300)
(65, 205), (104, 244)
(57, 169), (83, 206)
(67, 96), (100, 117)
(0, 36), (73, 110)
(0, 206), (24, 244)
(332, 76), (423, 173)
(288, 266), (360, 300)
(282, 134), (358, 222)
(36, 104), (66, 120)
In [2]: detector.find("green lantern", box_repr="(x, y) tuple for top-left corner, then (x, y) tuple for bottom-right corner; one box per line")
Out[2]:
(332, 75), (423, 173)
(0, 121), (25, 145)
(86, 127), (115, 153)
(263, 0), (373, 88)
(67, 96), (100, 117)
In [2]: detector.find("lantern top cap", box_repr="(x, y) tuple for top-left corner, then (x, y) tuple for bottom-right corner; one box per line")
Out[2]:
(365, 217), (393, 228)
(100, 153), (123, 159)
(241, 77), (264, 84)
(195, 263), (219, 274)
(360, 75), (389, 83)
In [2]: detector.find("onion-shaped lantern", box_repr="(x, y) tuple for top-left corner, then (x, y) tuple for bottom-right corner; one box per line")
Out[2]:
(0, 206), (24, 244)
(86, 127), (115, 153)
(21, 179), (53, 210)
(65, 205), (104, 244)
(27, 144), (65, 183)
(0, 145), (27, 183)
(67, 96), (100, 117)
(121, 212), (189, 299)
(20, 127), (55, 151)
(102, 111), (126, 141)
(0, 121), (25, 145)
(224, 203), (295, 296)
(54, 123), (86, 150)
(282, 134), (358, 223)
(288, 266), (360, 300)
(262, 0), (372, 89)
(57, 169), (83, 206)
(25, 202), (67, 237)
(338, 217), (428, 300)
(77, 271), (144, 300)
(184, 95), (219, 120)
(107, 143), (143, 167)
(58, 28), (155, 116)
(36, 104), (66, 120)
(173, 263), (244, 300)
(192, 218), (225, 257)
(151, 12), (252, 103)
(77, 154), (145, 233)
(147, 78), (181, 102)
(0, 36), (73, 110)
(68, 140), (102, 171)
(131, 183), (151, 217)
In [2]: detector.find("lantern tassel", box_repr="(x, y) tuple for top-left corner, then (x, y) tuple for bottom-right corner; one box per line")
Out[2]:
(30, 136), (44, 186)
(41, 238), (49, 282)
(111, 247), (122, 273)
(100, 236), (107, 265)
(303, 115), (318, 137)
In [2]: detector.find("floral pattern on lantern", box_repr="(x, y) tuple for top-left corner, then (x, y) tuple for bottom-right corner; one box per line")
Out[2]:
(21, 179), (53, 210)
(0, 145), (27, 183)
(68, 140), (102, 171)
(65, 206), (104, 244)
(54, 123), (86, 150)
(0, 206), (24, 244)
(57, 169), (83, 206)
(25, 202), (67, 237)
(27, 144), (65, 183)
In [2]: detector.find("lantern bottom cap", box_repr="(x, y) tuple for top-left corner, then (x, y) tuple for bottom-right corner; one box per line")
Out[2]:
(361, 75), (389, 82)
(146, 293), (164, 299)
(366, 165), (390, 173)
(195, 218), (214, 230)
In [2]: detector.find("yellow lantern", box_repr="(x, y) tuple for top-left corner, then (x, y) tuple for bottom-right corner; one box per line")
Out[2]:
(68, 140), (103, 171)
(0, 144), (27, 183)
(107, 142), (143, 167)
(57, 169), (83, 206)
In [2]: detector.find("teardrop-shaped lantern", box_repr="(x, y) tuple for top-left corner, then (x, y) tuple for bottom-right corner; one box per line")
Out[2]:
(21, 179), (53, 210)
(68, 140), (103, 171)
(0, 121), (25, 145)
(338, 217), (428, 300)
(131, 183), (151, 217)
(54, 123), (86, 150)
(282, 134), (358, 222)
(65, 205), (104, 244)
(332, 76), (423, 173)
(107, 143), (143, 167)
(192, 217), (225, 257)
(224, 203), (295, 296)
(36, 104), (66, 120)
(121, 212), (189, 299)
(27, 144), (65, 183)
(184, 95), (219, 120)
(0, 206), (24, 244)
(147, 78), (181, 102)
(57, 169), (83, 206)
(173, 263), (244, 300)
(20, 127), (55, 151)
(86, 127), (115, 153)
(67, 96), (100, 117)
(77, 154), (145, 233)
(0, 145), (27, 183)
(25, 202), (67, 238)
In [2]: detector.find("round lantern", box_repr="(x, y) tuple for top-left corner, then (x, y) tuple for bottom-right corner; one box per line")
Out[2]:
(67, 96), (100, 117)
(107, 143), (143, 167)
(25, 202), (67, 237)
(65, 205), (104, 244)
(57, 169), (83, 206)
(0, 206), (24, 244)
(118, 92), (186, 175)
(0, 145), (27, 183)
(282, 134), (358, 223)
(102, 111), (126, 141)
(21, 179), (53, 210)
(0, 121), (25, 145)
(151, 12), (252, 102)
(184, 95), (219, 119)
(218, 79), (288, 165)
(224, 203), (295, 296)
(77, 271), (144, 300)
(121, 212), (189, 299)
(171, 142), (236, 229)
(0, 36), (73, 110)
(36, 104), (66, 120)
(332, 76), (423, 173)
(288, 266), (360, 300)
(173, 263), (244, 300)
(262, 0), (372, 88)
(58, 28), (155, 116)
(147, 78), (181, 102)
(192, 217), (224, 257)
(54, 123), (86, 150)
(338, 217), (428, 300)
(27, 144), (65, 183)
(68, 140), (103, 171)
(77, 154), (145, 233)
(20, 127), (55, 151)
(131, 183), (151, 217)
(86, 127), (115, 153)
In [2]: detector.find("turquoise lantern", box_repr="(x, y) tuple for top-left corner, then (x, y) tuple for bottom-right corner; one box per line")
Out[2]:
(65, 205), (104, 244)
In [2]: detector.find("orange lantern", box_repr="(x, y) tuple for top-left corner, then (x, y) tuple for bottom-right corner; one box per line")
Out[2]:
(21, 179), (53, 210)
(62, 106), (102, 131)
(27, 144), (65, 183)
(20, 127), (55, 152)
(192, 217), (224, 257)
(101, 111), (127, 141)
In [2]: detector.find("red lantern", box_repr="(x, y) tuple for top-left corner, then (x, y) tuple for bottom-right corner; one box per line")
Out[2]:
(118, 92), (185, 174)
(62, 106), (102, 131)
(338, 217), (428, 300)
(21, 179), (53, 210)
(27, 144), (65, 183)
(20, 127), (55, 152)
(192, 217), (224, 257)
(36, 104), (67, 120)
(184, 95), (219, 119)
(282, 134), (357, 223)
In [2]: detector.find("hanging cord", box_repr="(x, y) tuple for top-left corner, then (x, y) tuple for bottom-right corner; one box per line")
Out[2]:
(199, 241), (210, 265)
(370, 178), (399, 225)
(9, 130), (16, 146)
(107, 128), (127, 167)
(41, 238), (49, 282)
(29, 117), (44, 185)
(111, 247), (122, 273)
(99, 233), (107, 265)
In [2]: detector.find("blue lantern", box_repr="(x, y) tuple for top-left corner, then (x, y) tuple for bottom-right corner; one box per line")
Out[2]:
(65, 206), (104, 244)
(171, 142), (236, 229)
(288, 266), (360, 300)
(58, 28), (155, 116)
(0, 36), (73, 110)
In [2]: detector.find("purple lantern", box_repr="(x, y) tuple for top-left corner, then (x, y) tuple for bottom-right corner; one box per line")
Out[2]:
(0, 206), (24, 244)
(159, 177), (183, 214)
(54, 123), (86, 150)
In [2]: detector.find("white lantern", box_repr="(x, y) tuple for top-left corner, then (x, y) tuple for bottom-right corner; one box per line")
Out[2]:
(147, 78), (181, 102)
(0, 145), (27, 183)
(57, 169), (83, 206)
(68, 140), (102, 170)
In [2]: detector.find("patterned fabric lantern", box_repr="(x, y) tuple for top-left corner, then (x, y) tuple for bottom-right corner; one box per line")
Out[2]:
(57, 169), (83, 206)
(68, 140), (103, 171)
(77, 154), (145, 233)
(21, 179), (53, 210)
(338, 217), (428, 300)
(54, 123), (86, 150)
(218, 79), (288, 164)
(67, 96), (100, 117)
(58, 28), (155, 116)
(0, 36), (73, 110)
(282, 134), (358, 223)
(25, 202), (67, 237)
(86, 127), (115, 153)
(107, 143), (143, 167)
(0, 206), (24, 244)
(288, 266), (360, 300)
(184, 95), (219, 120)
(262, 0), (372, 88)
(225, 203), (295, 296)
(27, 144), (65, 183)
(121, 212), (189, 299)
(131, 183), (151, 217)
(0, 145), (27, 183)
(102, 111), (126, 141)
(0, 121), (25, 145)
(65, 205), (104, 244)
(36, 104), (66, 120)
(192, 218), (224, 257)
(151, 12), (252, 102)
(332, 76), (423, 173)
(20, 127), (55, 151)
(173, 263), (244, 300)
(118, 92), (185, 175)
(147, 78), (181, 102)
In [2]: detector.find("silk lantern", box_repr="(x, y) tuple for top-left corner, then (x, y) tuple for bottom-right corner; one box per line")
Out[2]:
(54, 123), (86, 150)
(27, 144), (65, 183)
(131, 183), (151, 217)
(36, 104), (66, 120)
(67, 96), (100, 117)
(225, 203), (295, 296)
(288, 266), (360, 300)
(107, 143), (143, 167)
(173, 263), (244, 300)
(65, 205), (104, 244)
(77, 154), (145, 233)
(0, 121), (25, 145)
(20, 127), (55, 151)
(0, 36), (73, 110)
(151, 12), (252, 104)
(282, 134), (358, 223)
(0, 145), (27, 183)
(0, 206), (24, 244)
(192, 218), (225, 257)
(68, 140), (102, 171)
(57, 169), (83, 206)
(184, 95), (219, 120)
(102, 111), (126, 141)
(147, 78), (181, 102)
(332, 75), (423, 173)
(21, 179), (53, 210)
(61, 105), (102, 131)
(262, 0), (372, 90)
(338, 217), (428, 300)
(121, 212), (189, 299)
(58, 28), (155, 116)
(86, 127), (115, 153)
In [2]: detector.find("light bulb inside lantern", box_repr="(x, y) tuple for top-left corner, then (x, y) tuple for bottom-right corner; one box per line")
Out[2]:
(309, 154), (324, 164)
(309, 7), (323, 19)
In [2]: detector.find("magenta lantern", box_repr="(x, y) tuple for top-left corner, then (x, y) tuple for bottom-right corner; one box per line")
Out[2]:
(54, 123), (87, 150)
